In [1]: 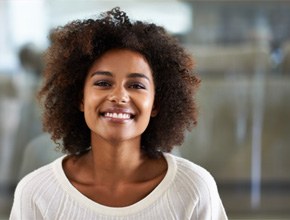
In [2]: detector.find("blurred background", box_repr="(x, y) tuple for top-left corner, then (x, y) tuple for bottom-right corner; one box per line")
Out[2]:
(0, 0), (290, 219)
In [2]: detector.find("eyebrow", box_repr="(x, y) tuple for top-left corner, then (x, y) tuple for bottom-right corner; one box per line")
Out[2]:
(127, 73), (150, 81)
(90, 71), (112, 77)
(90, 71), (150, 81)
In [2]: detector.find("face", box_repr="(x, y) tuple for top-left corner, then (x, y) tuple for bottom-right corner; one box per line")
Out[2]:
(81, 49), (157, 145)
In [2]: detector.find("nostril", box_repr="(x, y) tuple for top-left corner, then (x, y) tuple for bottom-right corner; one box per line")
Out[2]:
(108, 94), (129, 104)
(108, 95), (118, 103)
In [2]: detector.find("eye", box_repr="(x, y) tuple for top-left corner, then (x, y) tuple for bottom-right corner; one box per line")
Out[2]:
(129, 83), (146, 90)
(94, 80), (112, 87)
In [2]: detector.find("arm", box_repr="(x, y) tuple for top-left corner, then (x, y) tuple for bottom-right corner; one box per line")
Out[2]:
(9, 178), (42, 220)
(193, 171), (228, 220)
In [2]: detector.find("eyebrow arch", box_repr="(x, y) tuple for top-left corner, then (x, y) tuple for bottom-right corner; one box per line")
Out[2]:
(90, 71), (112, 77)
(127, 73), (150, 81)
(90, 71), (150, 81)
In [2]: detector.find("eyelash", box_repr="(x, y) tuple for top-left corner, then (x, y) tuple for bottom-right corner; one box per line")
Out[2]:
(129, 83), (146, 90)
(94, 81), (112, 87)
(94, 81), (146, 90)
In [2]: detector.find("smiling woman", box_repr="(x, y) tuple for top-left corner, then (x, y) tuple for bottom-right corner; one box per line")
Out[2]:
(9, 7), (228, 220)
(81, 49), (156, 146)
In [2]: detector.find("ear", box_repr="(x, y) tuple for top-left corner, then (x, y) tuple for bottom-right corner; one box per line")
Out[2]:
(150, 103), (159, 117)
(80, 100), (84, 112)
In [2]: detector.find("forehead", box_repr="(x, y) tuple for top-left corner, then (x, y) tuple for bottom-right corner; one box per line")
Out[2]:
(89, 49), (151, 72)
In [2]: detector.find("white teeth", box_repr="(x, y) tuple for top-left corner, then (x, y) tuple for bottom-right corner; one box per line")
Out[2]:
(104, 112), (131, 119)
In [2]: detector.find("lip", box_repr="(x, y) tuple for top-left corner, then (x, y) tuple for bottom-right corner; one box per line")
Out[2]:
(100, 107), (136, 122)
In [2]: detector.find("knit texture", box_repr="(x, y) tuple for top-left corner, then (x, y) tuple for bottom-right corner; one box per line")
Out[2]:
(10, 153), (227, 220)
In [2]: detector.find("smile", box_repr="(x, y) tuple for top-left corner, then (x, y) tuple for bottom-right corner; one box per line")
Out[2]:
(104, 112), (132, 119)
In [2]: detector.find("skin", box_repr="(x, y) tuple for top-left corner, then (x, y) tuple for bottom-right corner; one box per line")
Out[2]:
(63, 49), (167, 207)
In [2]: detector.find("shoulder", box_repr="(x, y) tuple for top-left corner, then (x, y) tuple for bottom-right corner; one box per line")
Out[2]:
(164, 153), (220, 202)
(10, 156), (66, 219)
(166, 153), (216, 186)
(14, 156), (64, 199)
(164, 153), (228, 219)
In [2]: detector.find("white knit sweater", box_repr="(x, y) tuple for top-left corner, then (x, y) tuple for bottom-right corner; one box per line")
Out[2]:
(10, 153), (227, 220)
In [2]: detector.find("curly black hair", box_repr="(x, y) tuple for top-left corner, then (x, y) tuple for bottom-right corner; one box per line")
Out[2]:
(38, 7), (200, 158)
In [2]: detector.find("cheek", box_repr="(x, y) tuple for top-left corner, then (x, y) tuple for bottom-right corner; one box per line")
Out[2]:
(83, 90), (100, 108)
(139, 94), (155, 115)
(82, 94), (100, 121)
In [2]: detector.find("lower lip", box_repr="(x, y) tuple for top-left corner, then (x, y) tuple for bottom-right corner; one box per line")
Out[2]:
(102, 116), (133, 124)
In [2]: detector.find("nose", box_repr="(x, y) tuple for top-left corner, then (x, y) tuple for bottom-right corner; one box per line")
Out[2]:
(108, 86), (129, 104)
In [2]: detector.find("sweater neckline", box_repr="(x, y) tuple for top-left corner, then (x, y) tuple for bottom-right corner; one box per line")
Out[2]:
(53, 152), (177, 216)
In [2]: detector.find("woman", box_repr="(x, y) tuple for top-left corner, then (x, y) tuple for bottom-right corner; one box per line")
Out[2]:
(10, 7), (227, 219)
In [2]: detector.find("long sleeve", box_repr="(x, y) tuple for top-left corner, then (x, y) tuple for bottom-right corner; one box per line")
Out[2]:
(173, 157), (228, 220)
(193, 170), (227, 219)
(9, 186), (23, 220)
(9, 175), (42, 220)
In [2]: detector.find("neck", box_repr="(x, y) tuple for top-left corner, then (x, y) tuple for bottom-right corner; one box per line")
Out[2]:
(85, 135), (147, 185)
